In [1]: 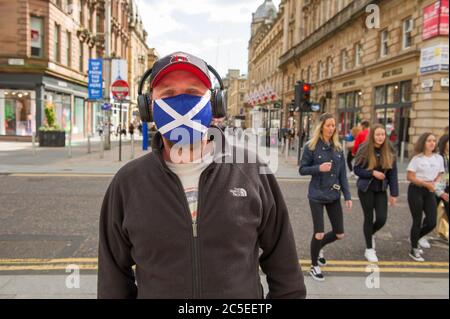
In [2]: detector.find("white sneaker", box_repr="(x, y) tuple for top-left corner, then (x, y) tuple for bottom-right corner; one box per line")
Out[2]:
(364, 248), (379, 263)
(408, 238), (424, 254)
(409, 248), (425, 262)
(310, 266), (325, 282)
(418, 237), (431, 249)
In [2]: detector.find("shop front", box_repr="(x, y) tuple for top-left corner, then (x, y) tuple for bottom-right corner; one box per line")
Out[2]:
(337, 90), (362, 138)
(374, 80), (412, 156)
(0, 74), (89, 142)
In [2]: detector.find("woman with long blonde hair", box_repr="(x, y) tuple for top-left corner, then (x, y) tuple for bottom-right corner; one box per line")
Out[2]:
(354, 124), (399, 263)
(300, 113), (352, 281)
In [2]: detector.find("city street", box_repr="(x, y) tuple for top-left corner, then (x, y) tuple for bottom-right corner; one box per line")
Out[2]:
(0, 142), (448, 298)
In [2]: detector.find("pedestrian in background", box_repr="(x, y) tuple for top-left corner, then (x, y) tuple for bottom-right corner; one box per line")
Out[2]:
(352, 120), (370, 156)
(436, 134), (449, 219)
(354, 124), (399, 263)
(300, 113), (352, 282)
(407, 132), (445, 262)
(345, 126), (361, 178)
(128, 122), (135, 137)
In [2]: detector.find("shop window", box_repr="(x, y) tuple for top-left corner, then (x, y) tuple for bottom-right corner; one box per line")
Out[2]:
(375, 86), (386, 105)
(401, 81), (412, 103)
(74, 97), (84, 134)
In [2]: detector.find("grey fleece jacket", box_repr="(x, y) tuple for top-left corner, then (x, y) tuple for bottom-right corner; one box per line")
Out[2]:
(97, 129), (306, 299)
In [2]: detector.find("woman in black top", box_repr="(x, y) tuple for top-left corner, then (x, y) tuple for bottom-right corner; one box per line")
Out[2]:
(354, 124), (399, 263)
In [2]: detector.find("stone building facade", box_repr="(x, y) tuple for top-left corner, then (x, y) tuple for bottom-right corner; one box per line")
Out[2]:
(223, 69), (249, 128)
(249, 0), (449, 157)
(0, 0), (155, 141)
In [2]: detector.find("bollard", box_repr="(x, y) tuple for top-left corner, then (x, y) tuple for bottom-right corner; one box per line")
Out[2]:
(32, 132), (36, 156)
(400, 141), (406, 164)
(68, 133), (72, 158)
(285, 139), (289, 161)
(100, 134), (104, 159)
(87, 134), (91, 154)
(131, 134), (135, 159)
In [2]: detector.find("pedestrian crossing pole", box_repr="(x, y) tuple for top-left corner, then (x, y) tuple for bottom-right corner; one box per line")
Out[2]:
(119, 100), (122, 162)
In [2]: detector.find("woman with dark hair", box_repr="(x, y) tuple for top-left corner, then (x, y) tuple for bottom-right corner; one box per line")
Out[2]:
(407, 132), (445, 261)
(354, 124), (399, 262)
(436, 134), (449, 219)
(300, 113), (352, 281)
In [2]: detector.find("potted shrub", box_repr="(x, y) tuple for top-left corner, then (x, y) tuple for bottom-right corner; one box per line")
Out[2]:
(38, 103), (66, 147)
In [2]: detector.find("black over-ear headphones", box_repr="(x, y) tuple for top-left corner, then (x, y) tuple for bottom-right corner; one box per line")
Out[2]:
(137, 64), (227, 123)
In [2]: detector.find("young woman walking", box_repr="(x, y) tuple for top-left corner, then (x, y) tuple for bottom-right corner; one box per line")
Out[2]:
(300, 113), (352, 281)
(407, 132), (445, 261)
(354, 124), (399, 263)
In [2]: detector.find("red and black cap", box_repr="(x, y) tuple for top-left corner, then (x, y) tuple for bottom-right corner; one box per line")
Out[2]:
(150, 52), (212, 89)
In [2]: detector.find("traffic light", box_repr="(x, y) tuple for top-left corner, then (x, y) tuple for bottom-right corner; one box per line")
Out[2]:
(295, 81), (313, 112)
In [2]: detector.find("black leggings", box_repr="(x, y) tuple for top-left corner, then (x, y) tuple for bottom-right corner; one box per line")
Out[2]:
(358, 190), (388, 249)
(408, 184), (437, 249)
(309, 199), (344, 266)
(346, 151), (354, 172)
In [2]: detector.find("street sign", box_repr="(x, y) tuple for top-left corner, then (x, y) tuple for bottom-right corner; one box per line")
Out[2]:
(101, 103), (112, 111)
(111, 79), (129, 101)
(88, 59), (103, 100)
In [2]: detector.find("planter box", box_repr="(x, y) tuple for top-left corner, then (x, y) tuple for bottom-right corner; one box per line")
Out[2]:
(38, 131), (66, 147)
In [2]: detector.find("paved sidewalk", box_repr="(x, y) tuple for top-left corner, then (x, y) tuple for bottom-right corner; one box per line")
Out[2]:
(0, 274), (447, 299)
(0, 135), (409, 180)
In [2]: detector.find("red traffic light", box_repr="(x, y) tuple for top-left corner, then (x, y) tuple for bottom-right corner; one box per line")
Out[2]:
(303, 84), (311, 92)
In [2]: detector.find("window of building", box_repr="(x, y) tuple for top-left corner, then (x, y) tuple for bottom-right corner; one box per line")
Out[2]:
(97, 12), (103, 33)
(326, 56), (333, 78)
(318, 60), (324, 81)
(380, 29), (389, 57)
(74, 97), (84, 135)
(79, 41), (84, 72)
(54, 24), (61, 63)
(355, 42), (363, 66)
(65, 31), (71, 67)
(30, 16), (44, 57)
(402, 17), (413, 49)
(340, 49), (348, 72)
(79, 0), (84, 25)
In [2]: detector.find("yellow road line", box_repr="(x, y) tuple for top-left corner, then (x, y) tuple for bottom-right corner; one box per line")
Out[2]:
(0, 258), (447, 268)
(0, 264), (98, 271)
(0, 258), (98, 264)
(9, 173), (113, 177)
(314, 267), (449, 274)
(299, 260), (449, 267)
(0, 265), (447, 274)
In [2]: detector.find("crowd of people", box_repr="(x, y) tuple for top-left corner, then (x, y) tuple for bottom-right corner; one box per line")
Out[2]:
(299, 113), (449, 282)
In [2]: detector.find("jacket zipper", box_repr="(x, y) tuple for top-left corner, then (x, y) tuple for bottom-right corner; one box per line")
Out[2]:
(166, 166), (211, 299)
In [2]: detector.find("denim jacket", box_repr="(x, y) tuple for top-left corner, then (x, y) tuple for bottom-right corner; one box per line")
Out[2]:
(299, 139), (351, 203)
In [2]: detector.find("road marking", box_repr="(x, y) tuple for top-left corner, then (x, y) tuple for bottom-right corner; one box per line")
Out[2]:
(299, 260), (449, 267)
(8, 173), (113, 177)
(0, 258), (447, 274)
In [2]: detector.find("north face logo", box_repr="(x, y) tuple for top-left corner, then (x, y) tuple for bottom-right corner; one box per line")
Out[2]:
(229, 188), (247, 197)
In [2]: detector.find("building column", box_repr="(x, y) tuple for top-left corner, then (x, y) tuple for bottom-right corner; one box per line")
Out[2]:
(282, 1), (290, 53)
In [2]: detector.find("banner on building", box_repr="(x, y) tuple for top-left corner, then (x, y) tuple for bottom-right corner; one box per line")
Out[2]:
(423, 0), (449, 39)
(88, 59), (103, 100)
(420, 44), (449, 73)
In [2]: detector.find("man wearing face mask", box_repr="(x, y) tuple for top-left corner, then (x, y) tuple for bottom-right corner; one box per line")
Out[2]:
(97, 52), (306, 299)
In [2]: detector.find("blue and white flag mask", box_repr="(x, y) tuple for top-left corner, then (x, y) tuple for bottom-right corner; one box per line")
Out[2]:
(153, 91), (212, 145)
